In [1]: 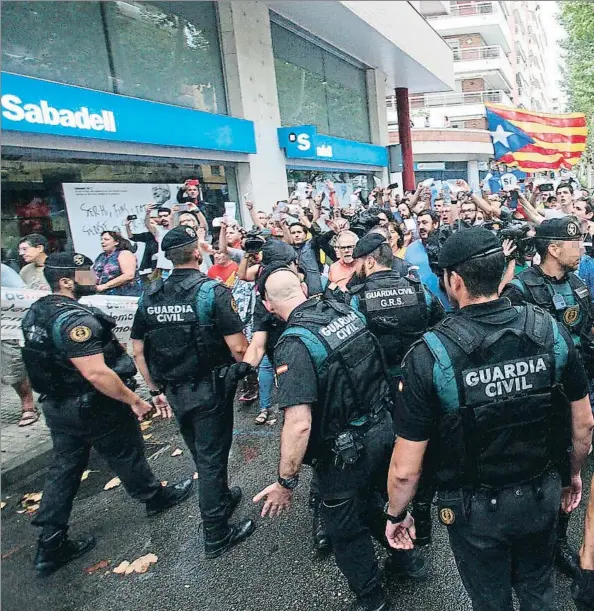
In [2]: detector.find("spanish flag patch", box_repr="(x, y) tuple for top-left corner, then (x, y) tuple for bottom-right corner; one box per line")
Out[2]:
(276, 364), (288, 375)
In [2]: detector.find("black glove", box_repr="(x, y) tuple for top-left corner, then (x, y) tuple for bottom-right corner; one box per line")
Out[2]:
(572, 568), (594, 610)
(222, 363), (257, 398)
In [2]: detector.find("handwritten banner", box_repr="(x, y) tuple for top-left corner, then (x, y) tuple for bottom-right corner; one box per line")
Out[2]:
(1, 287), (139, 343)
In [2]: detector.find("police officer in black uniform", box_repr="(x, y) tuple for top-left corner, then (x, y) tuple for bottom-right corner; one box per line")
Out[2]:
(501, 216), (594, 577)
(385, 228), (594, 611)
(243, 240), (331, 556)
(253, 267), (424, 611)
(22, 253), (193, 576)
(347, 232), (444, 548)
(130, 226), (255, 559)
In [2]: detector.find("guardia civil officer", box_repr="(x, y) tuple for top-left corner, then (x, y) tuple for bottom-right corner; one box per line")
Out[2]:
(253, 267), (425, 611)
(347, 232), (444, 548)
(501, 216), (594, 577)
(130, 226), (256, 559)
(22, 253), (193, 576)
(385, 228), (594, 611)
(243, 239), (331, 556)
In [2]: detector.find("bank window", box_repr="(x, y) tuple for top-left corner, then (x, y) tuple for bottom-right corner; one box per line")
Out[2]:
(272, 22), (371, 142)
(1, 2), (112, 92)
(103, 1), (227, 113)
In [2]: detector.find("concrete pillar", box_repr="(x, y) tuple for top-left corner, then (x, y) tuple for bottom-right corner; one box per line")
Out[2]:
(395, 88), (415, 192)
(366, 68), (390, 185)
(467, 159), (480, 192)
(218, 2), (288, 218)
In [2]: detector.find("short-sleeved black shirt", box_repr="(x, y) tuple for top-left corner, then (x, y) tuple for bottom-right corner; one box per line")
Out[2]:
(252, 296), (286, 360)
(274, 336), (318, 410)
(59, 311), (106, 359)
(394, 299), (589, 443)
(130, 269), (245, 340)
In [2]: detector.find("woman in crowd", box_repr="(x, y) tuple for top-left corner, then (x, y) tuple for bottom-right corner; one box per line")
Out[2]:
(93, 231), (142, 296)
(388, 221), (408, 259)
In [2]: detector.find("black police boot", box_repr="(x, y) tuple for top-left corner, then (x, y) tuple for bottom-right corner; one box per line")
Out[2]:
(411, 505), (432, 547)
(146, 478), (194, 517)
(225, 486), (242, 519)
(204, 519), (256, 559)
(312, 502), (331, 556)
(556, 511), (579, 578)
(35, 530), (96, 576)
(356, 586), (390, 611)
(572, 568), (594, 611)
(385, 548), (428, 580)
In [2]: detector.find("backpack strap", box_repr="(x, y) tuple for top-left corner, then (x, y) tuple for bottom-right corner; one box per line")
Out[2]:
(422, 331), (459, 413)
(434, 316), (485, 355)
(551, 318), (569, 384)
(146, 278), (164, 296)
(195, 279), (218, 327)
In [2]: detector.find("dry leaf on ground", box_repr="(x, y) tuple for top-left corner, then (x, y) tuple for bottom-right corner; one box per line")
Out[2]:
(161, 481), (168, 487)
(113, 561), (130, 574)
(193, 472), (199, 480)
(142, 434), (153, 441)
(103, 477), (121, 491)
(1, 502), (6, 510)
(84, 559), (110, 574)
(80, 469), (99, 482)
(21, 492), (42, 505)
(171, 448), (183, 457)
(140, 420), (152, 431)
(123, 553), (158, 575)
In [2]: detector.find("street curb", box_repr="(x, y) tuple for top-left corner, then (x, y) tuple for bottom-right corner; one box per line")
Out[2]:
(1, 440), (54, 487)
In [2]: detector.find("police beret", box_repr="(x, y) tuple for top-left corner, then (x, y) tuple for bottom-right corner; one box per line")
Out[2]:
(257, 262), (295, 298)
(438, 228), (502, 268)
(161, 225), (198, 252)
(352, 232), (386, 259)
(261, 239), (297, 266)
(45, 252), (93, 270)
(535, 217), (582, 241)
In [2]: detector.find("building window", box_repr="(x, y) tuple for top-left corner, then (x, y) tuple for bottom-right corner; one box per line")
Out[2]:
(1, 1), (227, 114)
(271, 22), (370, 142)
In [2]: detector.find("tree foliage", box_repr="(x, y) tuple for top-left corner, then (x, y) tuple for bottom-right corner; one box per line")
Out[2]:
(558, 0), (594, 165)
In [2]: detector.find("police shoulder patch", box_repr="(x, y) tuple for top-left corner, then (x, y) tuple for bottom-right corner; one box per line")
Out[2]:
(276, 364), (288, 375)
(439, 507), (455, 525)
(69, 325), (92, 343)
(563, 306), (579, 325)
(230, 297), (239, 313)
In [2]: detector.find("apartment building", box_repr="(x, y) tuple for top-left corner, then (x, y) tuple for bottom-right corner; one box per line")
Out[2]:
(389, 0), (554, 187)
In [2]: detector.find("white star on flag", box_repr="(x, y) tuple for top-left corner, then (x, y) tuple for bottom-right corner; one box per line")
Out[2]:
(490, 124), (513, 148)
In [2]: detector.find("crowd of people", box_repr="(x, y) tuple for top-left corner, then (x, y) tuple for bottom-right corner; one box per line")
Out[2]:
(5, 173), (594, 611)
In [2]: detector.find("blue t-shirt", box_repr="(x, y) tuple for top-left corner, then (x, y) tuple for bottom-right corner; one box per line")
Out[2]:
(405, 240), (452, 311)
(578, 255), (594, 306)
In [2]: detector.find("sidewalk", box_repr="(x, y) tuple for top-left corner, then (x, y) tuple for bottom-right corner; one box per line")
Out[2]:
(1, 384), (53, 486)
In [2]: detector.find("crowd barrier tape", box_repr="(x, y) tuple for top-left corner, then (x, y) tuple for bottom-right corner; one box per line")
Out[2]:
(1, 287), (139, 343)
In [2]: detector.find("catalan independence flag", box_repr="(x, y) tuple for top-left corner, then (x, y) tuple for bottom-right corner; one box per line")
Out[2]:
(485, 103), (587, 171)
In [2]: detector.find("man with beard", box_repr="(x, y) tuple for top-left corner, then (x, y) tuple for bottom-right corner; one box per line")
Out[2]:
(460, 201), (478, 226)
(21, 253), (193, 576)
(405, 209), (452, 310)
(502, 217), (594, 579)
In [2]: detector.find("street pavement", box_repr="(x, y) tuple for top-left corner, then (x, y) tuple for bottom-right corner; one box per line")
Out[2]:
(1, 400), (590, 611)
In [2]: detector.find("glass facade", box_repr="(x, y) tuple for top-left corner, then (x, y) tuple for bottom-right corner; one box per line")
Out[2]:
(1, 153), (237, 264)
(271, 23), (371, 143)
(1, 1), (227, 114)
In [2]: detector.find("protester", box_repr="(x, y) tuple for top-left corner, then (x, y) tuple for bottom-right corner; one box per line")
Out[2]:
(144, 203), (174, 278)
(19, 234), (50, 291)
(328, 231), (359, 291)
(93, 231), (142, 296)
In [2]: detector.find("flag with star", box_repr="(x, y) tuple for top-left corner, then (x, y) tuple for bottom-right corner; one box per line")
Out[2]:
(485, 103), (587, 171)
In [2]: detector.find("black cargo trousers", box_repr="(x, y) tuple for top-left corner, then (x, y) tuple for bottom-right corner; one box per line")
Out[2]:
(441, 470), (562, 611)
(33, 392), (160, 532)
(313, 411), (397, 600)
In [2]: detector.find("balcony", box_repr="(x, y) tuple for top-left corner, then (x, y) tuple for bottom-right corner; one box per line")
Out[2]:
(386, 89), (511, 110)
(452, 45), (514, 91)
(427, 1), (512, 52)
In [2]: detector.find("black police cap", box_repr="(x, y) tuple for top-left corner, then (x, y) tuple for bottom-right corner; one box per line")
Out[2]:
(45, 252), (93, 270)
(352, 232), (386, 259)
(438, 228), (502, 269)
(261, 239), (297, 266)
(161, 225), (198, 252)
(535, 217), (582, 241)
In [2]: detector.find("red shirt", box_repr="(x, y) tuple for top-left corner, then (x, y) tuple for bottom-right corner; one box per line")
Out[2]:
(207, 262), (238, 286)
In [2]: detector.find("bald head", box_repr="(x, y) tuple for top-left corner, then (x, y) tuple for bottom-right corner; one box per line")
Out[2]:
(263, 269), (307, 320)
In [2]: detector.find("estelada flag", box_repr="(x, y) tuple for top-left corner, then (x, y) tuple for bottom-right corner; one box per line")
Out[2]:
(485, 103), (587, 171)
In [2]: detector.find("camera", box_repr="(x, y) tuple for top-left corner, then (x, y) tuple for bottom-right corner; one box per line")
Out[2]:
(126, 215), (137, 221)
(243, 228), (267, 254)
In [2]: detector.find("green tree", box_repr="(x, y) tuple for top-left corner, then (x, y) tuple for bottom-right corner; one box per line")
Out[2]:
(558, 0), (594, 172)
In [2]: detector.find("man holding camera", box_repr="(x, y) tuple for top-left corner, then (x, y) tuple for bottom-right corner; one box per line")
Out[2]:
(502, 216), (594, 579)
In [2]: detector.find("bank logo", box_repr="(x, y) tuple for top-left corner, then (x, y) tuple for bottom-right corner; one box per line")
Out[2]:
(1, 94), (117, 133)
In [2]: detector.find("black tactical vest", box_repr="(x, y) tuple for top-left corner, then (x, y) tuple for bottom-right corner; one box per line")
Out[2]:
(349, 270), (430, 372)
(422, 304), (570, 490)
(21, 295), (135, 397)
(277, 298), (392, 452)
(138, 271), (232, 386)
